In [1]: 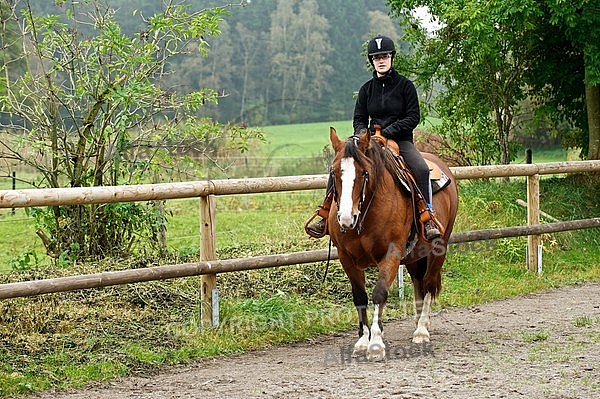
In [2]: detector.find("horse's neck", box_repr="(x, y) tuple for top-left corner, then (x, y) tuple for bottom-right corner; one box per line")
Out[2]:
(370, 171), (411, 211)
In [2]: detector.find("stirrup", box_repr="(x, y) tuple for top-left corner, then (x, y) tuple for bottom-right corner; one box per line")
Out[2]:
(419, 210), (444, 241)
(304, 191), (334, 239)
(304, 212), (328, 238)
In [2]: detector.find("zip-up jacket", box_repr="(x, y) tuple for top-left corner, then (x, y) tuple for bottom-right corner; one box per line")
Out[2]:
(353, 68), (420, 143)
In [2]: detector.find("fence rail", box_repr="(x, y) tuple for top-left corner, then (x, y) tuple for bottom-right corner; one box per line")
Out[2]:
(1, 217), (598, 301)
(2, 161), (599, 208)
(1, 160), (599, 326)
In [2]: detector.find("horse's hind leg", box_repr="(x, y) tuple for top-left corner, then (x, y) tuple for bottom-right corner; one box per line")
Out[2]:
(412, 276), (426, 327)
(411, 255), (444, 343)
(407, 258), (427, 327)
(413, 291), (433, 343)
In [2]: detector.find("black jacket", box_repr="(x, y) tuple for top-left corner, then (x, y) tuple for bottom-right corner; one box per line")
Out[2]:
(353, 68), (420, 142)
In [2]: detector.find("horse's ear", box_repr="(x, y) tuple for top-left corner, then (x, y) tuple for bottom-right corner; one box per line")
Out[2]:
(330, 127), (343, 152)
(357, 128), (371, 152)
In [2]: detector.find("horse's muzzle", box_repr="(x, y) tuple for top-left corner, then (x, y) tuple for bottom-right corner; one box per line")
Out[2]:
(338, 211), (359, 232)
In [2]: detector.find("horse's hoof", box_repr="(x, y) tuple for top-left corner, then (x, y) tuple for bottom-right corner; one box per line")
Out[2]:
(412, 326), (430, 344)
(352, 343), (368, 358)
(352, 348), (367, 358)
(367, 345), (386, 362)
(352, 333), (369, 357)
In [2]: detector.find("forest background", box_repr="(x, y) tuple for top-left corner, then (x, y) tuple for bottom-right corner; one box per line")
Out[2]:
(10, 0), (393, 126)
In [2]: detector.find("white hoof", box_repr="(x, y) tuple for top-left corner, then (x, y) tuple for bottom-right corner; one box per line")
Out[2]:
(367, 343), (386, 362)
(412, 326), (430, 344)
(367, 324), (386, 362)
(352, 334), (369, 357)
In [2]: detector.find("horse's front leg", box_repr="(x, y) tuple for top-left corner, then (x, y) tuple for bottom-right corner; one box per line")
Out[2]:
(367, 265), (397, 361)
(366, 303), (385, 361)
(347, 270), (370, 357)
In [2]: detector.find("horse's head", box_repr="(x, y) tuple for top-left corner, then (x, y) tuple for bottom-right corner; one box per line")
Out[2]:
(330, 127), (376, 232)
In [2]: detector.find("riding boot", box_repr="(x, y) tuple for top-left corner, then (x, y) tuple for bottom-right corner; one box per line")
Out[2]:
(416, 198), (444, 241)
(424, 218), (442, 241)
(305, 191), (334, 238)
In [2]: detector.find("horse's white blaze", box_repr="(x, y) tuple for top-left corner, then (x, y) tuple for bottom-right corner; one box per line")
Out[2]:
(338, 157), (357, 228)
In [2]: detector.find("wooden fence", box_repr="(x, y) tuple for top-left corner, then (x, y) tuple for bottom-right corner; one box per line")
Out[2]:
(1, 160), (599, 327)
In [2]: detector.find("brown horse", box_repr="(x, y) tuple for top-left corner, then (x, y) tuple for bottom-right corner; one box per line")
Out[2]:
(328, 127), (458, 361)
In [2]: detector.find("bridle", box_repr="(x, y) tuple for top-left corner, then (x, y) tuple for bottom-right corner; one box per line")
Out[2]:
(322, 135), (377, 282)
(331, 137), (377, 235)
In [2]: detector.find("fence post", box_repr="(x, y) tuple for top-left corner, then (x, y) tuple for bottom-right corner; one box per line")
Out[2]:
(199, 194), (217, 327)
(526, 174), (540, 272)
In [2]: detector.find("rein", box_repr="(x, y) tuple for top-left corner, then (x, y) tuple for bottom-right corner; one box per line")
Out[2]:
(322, 236), (333, 283)
(356, 170), (376, 234)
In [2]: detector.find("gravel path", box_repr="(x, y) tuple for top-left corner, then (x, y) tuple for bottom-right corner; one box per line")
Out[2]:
(27, 282), (600, 399)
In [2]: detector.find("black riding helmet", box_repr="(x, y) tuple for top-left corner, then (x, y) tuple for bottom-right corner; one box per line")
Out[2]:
(367, 34), (396, 67)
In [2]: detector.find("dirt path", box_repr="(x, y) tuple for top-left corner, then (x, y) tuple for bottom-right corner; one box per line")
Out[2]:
(27, 282), (600, 399)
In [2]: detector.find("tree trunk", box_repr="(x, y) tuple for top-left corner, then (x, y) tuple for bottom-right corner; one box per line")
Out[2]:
(495, 108), (511, 165)
(585, 82), (600, 160)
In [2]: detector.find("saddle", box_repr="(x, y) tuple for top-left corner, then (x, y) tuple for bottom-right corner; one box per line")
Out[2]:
(383, 144), (451, 196)
(370, 128), (450, 194)
(371, 128), (450, 242)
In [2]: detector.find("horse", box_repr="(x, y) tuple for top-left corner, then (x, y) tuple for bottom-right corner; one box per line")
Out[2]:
(327, 127), (458, 361)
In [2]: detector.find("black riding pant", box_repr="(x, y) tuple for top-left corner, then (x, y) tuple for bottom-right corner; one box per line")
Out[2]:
(399, 141), (431, 203)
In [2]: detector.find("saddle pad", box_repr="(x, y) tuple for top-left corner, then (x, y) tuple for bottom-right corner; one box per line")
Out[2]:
(397, 169), (451, 195)
(393, 157), (451, 195)
(425, 159), (442, 180)
(431, 170), (451, 194)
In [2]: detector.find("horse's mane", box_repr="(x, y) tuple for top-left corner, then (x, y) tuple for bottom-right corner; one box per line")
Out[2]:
(343, 136), (396, 185)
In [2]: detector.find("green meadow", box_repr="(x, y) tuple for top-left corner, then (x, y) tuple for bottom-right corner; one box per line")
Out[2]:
(0, 119), (579, 271)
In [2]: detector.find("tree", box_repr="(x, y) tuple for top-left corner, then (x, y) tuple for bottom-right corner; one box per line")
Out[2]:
(390, 0), (600, 161)
(389, 0), (542, 165)
(268, 0), (332, 123)
(367, 10), (400, 42)
(528, 1), (600, 159)
(0, 1), (262, 260)
(233, 22), (263, 123)
(0, 1), (25, 122)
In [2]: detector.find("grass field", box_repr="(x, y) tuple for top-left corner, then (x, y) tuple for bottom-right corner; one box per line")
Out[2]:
(0, 121), (598, 397)
(0, 119), (575, 271)
(261, 120), (350, 156)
